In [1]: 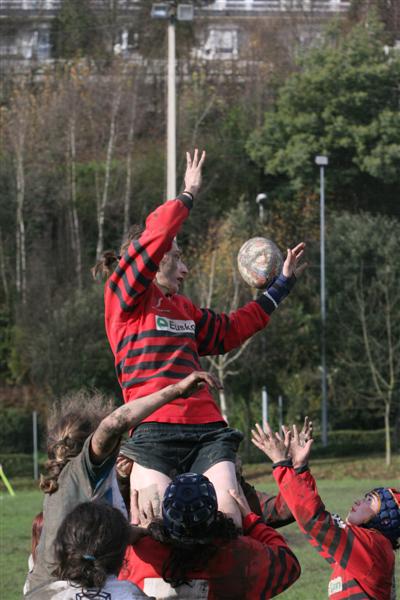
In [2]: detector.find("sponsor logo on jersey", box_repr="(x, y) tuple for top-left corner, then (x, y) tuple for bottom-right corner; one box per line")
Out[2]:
(155, 316), (195, 334)
(144, 577), (208, 598)
(328, 577), (343, 595)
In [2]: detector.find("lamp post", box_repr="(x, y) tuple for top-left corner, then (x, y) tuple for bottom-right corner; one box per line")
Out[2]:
(256, 192), (267, 223)
(151, 3), (195, 199)
(315, 155), (328, 447)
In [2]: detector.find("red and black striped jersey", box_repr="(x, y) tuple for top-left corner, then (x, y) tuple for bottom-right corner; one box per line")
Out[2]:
(273, 466), (395, 599)
(120, 512), (301, 599)
(239, 476), (294, 528)
(104, 196), (275, 424)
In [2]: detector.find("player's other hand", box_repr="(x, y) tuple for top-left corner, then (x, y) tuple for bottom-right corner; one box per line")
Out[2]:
(282, 242), (307, 278)
(184, 149), (206, 198)
(251, 421), (290, 463)
(174, 371), (222, 399)
(288, 423), (313, 469)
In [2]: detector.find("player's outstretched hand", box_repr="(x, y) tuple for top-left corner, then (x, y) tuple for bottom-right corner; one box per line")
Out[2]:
(299, 416), (313, 445)
(251, 421), (290, 463)
(184, 149), (206, 198)
(282, 242), (307, 278)
(229, 485), (252, 519)
(174, 370), (222, 399)
(287, 423), (313, 469)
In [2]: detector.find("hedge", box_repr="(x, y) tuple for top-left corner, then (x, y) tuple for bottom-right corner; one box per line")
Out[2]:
(242, 428), (392, 463)
(0, 429), (393, 477)
(0, 453), (46, 478)
(0, 408), (45, 454)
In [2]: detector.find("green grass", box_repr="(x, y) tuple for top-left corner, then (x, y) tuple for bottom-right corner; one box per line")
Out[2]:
(0, 488), (43, 600)
(1, 458), (399, 600)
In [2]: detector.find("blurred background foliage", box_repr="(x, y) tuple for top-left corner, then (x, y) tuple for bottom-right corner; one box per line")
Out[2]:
(0, 4), (399, 462)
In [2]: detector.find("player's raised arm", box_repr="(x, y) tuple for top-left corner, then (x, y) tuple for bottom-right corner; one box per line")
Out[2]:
(98, 150), (205, 315)
(91, 371), (221, 463)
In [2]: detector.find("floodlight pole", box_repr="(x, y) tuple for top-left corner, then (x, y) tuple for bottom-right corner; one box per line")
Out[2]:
(152, 2), (195, 199)
(33, 410), (39, 480)
(167, 13), (176, 199)
(315, 155), (328, 447)
(262, 386), (268, 428)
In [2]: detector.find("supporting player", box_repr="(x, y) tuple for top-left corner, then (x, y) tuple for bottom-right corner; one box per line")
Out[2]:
(52, 502), (148, 599)
(252, 422), (399, 600)
(120, 472), (301, 599)
(24, 371), (217, 598)
(93, 149), (305, 526)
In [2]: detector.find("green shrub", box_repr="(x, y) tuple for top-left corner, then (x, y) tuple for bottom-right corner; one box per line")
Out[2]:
(0, 453), (45, 478)
(243, 429), (391, 463)
(0, 408), (44, 453)
(312, 429), (390, 457)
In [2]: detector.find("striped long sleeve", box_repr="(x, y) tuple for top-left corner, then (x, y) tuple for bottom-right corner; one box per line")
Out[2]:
(273, 466), (395, 599)
(107, 195), (192, 316)
(243, 512), (301, 598)
(180, 296), (275, 356)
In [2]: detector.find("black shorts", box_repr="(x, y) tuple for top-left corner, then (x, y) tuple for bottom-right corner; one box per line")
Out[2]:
(119, 422), (243, 479)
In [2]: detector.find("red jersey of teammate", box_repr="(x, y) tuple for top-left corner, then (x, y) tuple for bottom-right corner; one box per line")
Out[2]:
(104, 195), (275, 424)
(120, 512), (300, 599)
(273, 466), (395, 599)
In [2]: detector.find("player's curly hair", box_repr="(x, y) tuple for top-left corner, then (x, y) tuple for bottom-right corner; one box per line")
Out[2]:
(148, 512), (239, 588)
(91, 225), (144, 279)
(40, 390), (114, 494)
(53, 501), (130, 593)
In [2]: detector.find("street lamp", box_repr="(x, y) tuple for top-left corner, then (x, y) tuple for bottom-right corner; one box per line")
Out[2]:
(151, 3), (194, 199)
(315, 154), (328, 447)
(256, 192), (267, 223)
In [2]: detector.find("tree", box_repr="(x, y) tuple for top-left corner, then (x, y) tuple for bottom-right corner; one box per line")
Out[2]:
(349, 0), (400, 42)
(52, 0), (106, 59)
(186, 201), (256, 422)
(247, 15), (400, 215)
(326, 212), (400, 464)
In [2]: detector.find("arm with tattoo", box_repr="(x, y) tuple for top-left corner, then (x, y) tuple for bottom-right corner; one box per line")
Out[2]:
(90, 371), (221, 464)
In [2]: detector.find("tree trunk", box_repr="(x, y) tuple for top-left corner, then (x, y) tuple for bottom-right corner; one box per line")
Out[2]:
(0, 228), (9, 304)
(384, 395), (391, 467)
(15, 146), (27, 305)
(123, 86), (137, 236)
(96, 85), (122, 260)
(68, 116), (82, 289)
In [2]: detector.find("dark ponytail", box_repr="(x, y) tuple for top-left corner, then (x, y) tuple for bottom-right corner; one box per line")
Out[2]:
(91, 225), (144, 280)
(53, 502), (130, 592)
(91, 250), (120, 280)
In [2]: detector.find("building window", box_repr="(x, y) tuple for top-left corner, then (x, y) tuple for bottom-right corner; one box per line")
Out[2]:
(198, 28), (239, 60)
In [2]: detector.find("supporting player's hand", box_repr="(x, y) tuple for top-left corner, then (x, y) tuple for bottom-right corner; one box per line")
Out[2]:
(282, 242), (307, 278)
(173, 370), (222, 399)
(229, 484), (252, 519)
(184, 149), (206, 198)
(116, 455), (133, 479)
(287, 423), (313, 469)
(251, 421), (290, 463)
(131, 489), (156, 528)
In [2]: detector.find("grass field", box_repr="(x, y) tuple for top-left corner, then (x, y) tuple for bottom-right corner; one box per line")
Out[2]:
(1, 456), (399, 600)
